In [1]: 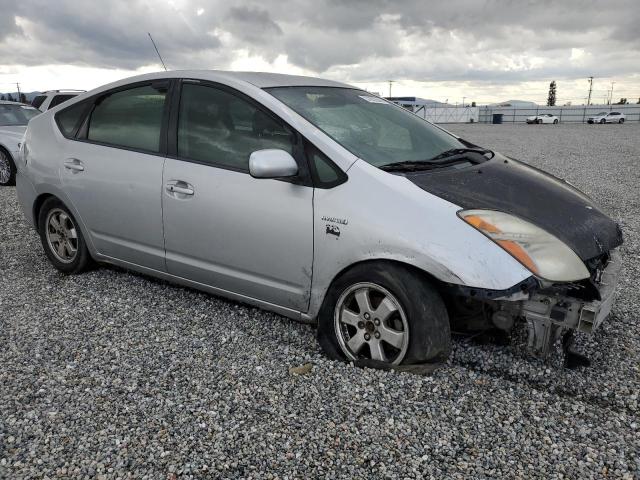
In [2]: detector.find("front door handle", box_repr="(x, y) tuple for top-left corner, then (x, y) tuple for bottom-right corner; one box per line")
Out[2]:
(64, 159), (84, 172)
(165, 181), (194, 196)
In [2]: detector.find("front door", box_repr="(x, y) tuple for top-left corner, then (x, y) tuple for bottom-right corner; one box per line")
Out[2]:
(162, 82), (313, 311)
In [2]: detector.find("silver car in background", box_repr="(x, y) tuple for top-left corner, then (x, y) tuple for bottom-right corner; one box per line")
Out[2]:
(0, 101), (40, 186)
(16, 71), (622, 369)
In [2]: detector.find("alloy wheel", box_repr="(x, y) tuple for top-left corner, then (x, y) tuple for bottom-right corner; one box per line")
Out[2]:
(0, 150), (11, 184)
(45, 208), (79, 263)
(334, 282), (409, 365)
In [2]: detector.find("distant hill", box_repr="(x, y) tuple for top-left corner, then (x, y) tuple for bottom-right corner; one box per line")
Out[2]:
(0, 91), (41, 103)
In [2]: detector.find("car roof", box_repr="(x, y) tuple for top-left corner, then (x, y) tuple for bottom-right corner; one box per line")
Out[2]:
(81, 70), (354, 96)
(39, 90), (85, 95)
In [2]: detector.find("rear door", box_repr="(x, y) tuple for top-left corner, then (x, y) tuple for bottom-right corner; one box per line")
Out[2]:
(161, 81), (314, 311)
(59, 81), (170, 270)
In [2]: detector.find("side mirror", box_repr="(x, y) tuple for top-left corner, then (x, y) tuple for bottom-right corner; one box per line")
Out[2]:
(249, 149), (298, 179)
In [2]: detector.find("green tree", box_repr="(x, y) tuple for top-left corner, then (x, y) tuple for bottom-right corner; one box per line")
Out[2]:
(6, 93), (14, 102)
(19, 93), (27, 103)
(615, 98), (628, 105)
(471, 101), (476, 107)
(0, 95), (5, 101)
(547, 81), (557, 106)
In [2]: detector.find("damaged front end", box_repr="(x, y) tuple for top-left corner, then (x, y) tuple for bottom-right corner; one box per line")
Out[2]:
(446, 249), (622, 360)
(518, 250), (621, 357)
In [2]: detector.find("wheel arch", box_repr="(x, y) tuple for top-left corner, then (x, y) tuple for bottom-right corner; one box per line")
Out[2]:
(33, 193), (55, 230)
(308, 257), (449, 323)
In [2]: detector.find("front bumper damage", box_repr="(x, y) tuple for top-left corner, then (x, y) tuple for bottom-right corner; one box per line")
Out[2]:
(501, 250), (622, 357)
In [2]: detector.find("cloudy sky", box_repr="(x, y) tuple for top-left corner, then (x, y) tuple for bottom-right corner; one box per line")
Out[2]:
(1, 0), (639, 105)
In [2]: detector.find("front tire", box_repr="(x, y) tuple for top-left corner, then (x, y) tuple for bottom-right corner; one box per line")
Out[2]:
(553, 119), (558, 124)
(600, 119), (606, 124)
(536, 119), (542, 124)
(619, 118), (625, 124)
(38, 197), (92, 274)
(317, 262), (451, 368)
(0, 147), (16, 186)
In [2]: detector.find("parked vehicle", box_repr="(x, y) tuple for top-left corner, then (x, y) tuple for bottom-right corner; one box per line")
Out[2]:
(0, 101), (40, 186)
(16, 71), (623, 368)
(587, 111), (626, 124)
(526, 114), (559, 124)
(31, 90), (85, 112)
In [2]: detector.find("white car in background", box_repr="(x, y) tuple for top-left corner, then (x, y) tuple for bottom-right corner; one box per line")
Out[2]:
(0, 101), (40, 186)
(31, 90), (85, 112)
(587, 111), (625, 124)
(526, 113), (559, 124)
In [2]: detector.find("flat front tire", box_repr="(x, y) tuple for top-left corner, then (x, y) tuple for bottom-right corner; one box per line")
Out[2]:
(0, 148), (15, 186)
(38, 197), (92, 274)
(317, 262), (451, 368)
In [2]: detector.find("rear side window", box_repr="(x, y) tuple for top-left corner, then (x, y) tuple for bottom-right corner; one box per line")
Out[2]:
(48, 94), (77, 109)
(88, 84), (167, 153)
(177, 83), (294, 171)
(56, 101), (90, 138)
(31, 95), (46, 109)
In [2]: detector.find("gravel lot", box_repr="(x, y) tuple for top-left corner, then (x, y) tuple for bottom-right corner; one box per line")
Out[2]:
(1, 123), (639, 479)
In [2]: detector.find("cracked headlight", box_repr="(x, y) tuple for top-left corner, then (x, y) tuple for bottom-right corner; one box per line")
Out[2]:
(459, 209), (590, 282)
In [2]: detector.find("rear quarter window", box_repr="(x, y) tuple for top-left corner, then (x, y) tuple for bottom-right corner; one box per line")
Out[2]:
(55, 101), (90, 138)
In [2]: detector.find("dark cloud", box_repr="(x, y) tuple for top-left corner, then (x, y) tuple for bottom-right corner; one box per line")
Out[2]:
(0, 0), (639, 84)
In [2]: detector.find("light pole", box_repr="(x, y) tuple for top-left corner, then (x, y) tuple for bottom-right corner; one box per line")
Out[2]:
(462, 97), (466, 107)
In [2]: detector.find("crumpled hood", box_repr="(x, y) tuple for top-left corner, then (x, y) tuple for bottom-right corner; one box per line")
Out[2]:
(0, 125), (27, 144)
(400, 154), (623, 261)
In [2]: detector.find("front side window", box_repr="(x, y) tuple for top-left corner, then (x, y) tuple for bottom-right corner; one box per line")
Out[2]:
(178, 83), (294, 171)
(88, 84), (167, 153)
(266, 87), (464, 167)
(0, 104), (40, 126)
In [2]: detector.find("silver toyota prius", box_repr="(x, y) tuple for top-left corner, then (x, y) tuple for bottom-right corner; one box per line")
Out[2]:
(16, 71), (622, 369)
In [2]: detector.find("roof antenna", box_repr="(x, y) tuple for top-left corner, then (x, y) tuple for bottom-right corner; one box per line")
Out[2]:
(148, 32), (167, 71)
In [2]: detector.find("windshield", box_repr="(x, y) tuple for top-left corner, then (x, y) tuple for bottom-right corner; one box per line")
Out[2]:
(266, 87), (465, 167)
(596, 111), (607, 116)
(0, 104), (40, 126)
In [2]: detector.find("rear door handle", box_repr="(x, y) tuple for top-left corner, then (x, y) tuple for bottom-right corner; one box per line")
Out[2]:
(165, 181), (194, 196)
(64, 159), (84, 172)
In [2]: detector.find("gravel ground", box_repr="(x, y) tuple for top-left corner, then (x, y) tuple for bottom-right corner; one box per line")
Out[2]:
(1, 123), (639, 479)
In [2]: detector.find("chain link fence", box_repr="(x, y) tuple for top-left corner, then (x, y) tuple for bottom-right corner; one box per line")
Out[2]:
(479, 104), (640, 123)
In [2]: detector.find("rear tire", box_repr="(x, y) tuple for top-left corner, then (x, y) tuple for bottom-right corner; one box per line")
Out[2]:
(38, 197), (93, 274)
(619, 118), (625, 124)
(317, 262), (451, 368)
(0, 147), (16, 187)
(536, 119), (542, 124)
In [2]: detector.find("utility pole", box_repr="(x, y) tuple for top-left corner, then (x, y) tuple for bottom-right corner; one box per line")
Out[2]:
(462, 96), (466, 107)
(609, 81), (615, 105)
(387, 80), (394, 98)
(15, 82), (21, 101)
(586, 76), (593, 105)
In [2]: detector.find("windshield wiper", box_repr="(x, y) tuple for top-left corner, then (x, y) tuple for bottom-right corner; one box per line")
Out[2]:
(427, 147), (494, 163)
(379, 158), (472, 172)
(379, 147), (494, 172)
